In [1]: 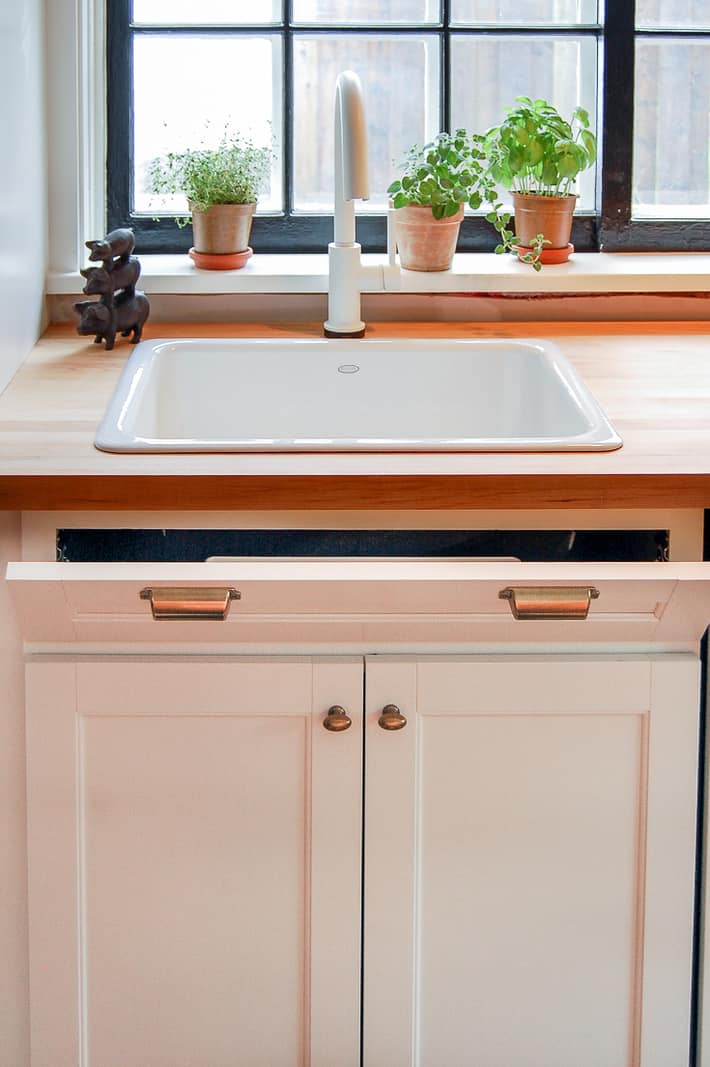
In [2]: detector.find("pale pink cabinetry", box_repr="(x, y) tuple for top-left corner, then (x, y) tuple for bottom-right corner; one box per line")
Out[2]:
(8, 560), (710, 1067)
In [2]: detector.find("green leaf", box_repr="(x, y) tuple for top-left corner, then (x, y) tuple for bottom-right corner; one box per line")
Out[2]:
(506, 144), (525, 173)
(581, 128), (597, 163)
(526, 138), (544, 165)
(541, 160), (559, 185)
(392, 192), (410, 209)
(557, 152), (579, 179)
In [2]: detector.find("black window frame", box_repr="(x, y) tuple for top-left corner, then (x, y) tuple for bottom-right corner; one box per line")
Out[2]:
(106, 0), (710, 255)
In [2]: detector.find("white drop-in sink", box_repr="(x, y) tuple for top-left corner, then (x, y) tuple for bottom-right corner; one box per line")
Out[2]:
(94, 337), (622, 453)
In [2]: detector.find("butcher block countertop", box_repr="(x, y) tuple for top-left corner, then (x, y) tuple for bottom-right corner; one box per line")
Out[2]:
(1, 320), (709, 511)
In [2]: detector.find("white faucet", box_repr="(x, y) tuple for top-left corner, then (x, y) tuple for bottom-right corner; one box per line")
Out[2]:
(324, 70), (369, 338)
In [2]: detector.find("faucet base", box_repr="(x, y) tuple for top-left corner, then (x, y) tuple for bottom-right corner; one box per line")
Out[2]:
(323, 324), (366, 338)
(325, 241), (366, 339)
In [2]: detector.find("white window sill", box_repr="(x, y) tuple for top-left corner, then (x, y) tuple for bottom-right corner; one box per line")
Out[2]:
(46, 250), (710, 296)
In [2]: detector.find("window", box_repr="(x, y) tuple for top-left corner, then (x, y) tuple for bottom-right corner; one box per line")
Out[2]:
(107, 1), (710, 254)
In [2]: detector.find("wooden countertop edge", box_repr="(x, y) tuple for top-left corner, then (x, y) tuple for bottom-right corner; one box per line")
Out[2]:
(2, 473), (710, 510)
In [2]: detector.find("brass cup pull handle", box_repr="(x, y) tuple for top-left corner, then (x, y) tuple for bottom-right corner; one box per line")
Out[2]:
(323, 705), (352, 732)
(499, 585), (600, 621)
(140, 586), (240, 620)
(378, 704), (407, 731)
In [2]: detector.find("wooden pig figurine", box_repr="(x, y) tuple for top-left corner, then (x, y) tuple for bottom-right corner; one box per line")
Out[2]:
(74, 290), (149, 351)
(86, 227), (135, 267)
(81, 256), (141, 299)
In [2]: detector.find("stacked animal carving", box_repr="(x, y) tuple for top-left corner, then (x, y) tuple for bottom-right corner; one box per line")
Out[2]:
(73, 228), (149, 350)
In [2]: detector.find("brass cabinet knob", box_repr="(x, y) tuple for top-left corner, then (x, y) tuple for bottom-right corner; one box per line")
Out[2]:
(323, 705), (352, 732)
(378, 704), (407, 731)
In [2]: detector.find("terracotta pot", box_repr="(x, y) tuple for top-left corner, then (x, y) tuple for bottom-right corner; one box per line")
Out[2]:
(392, 203), (465, 272)
(512, 192), (577, 260)
(189, 202), (256, 257)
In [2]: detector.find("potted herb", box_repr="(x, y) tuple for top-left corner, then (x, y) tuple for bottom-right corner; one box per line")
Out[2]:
(146, 129), (273, 269)
(483, 97), (597, 267)
(387, 130), (504, 271)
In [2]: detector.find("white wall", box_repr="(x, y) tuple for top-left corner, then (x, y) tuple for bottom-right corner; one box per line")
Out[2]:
(0, 5), (46, 1063)
(0, 1), (47, 396)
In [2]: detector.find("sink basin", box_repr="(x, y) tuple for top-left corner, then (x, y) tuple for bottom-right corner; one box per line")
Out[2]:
(94, 337), (622, 453)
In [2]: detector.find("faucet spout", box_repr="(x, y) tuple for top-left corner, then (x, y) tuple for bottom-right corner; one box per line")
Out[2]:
(333, 70), (369, 243)
(324, 70), (369, 338)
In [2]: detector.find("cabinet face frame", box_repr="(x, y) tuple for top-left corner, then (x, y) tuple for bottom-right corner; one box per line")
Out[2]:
(24, 656), (364, 1067)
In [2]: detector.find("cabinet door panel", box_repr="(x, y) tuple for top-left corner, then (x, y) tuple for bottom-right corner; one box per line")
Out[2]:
(26, 657), (363, 1067)
(364, 656), (699, 1067)
(416, 711), (642, 1067)
(82, 714), (306, 1067)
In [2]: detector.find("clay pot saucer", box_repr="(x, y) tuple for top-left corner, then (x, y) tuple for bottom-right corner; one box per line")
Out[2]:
(188, 247), (253, 271)
(516, 242), (574, 265)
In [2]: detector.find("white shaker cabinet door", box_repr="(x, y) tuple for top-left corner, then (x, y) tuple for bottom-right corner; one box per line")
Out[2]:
(25, 656), (363, 1067)
(363, 654), (700, 1067)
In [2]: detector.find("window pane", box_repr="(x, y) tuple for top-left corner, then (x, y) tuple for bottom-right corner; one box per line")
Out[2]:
(636, 2), (710, 31)
(633, 39), (710, 217)
(292, 34), (439, 211)
(133, 35), (282, 214)
(451, 0), (599, 26)
(132, 1), (281, 24)
(292, 0), (438, 23)
(450, 35), (598, 210)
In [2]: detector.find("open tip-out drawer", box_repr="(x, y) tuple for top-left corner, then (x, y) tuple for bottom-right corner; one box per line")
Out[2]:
(7, 559), (710, 651)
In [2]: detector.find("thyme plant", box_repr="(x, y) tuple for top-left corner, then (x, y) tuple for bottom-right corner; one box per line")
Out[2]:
(146, 129), (273, 225)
